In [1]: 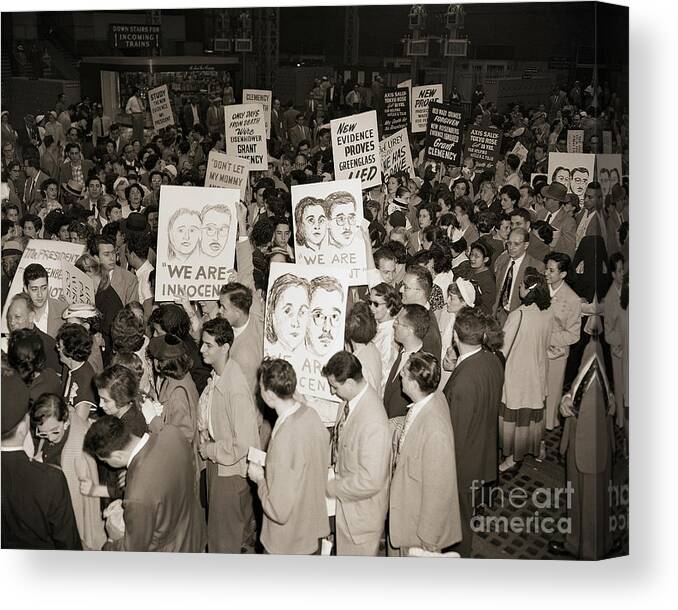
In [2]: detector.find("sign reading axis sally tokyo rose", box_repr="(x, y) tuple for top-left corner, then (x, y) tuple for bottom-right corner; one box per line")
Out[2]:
(330, 110), (381, 190)
(154, 185), (239, 302)
(224, 104), (267, 170)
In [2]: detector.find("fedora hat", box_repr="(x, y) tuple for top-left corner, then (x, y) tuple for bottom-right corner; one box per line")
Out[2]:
(125, 212), (147, 232)
(542, 181), (569, 203)
(147, 333), (187, 360)
(62, 179), (84, 198)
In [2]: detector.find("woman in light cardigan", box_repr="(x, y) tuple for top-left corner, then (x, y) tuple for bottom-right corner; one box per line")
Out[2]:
(30, 393), (106, 551)
(345, 301), (382, 395)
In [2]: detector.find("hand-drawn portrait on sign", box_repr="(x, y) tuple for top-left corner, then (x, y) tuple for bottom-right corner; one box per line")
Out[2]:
(595, 154), (623, 200)
(547, 152), (596, 206)
(264, 262), (349, 402)
(156, 185), (239, 302)
(291, 178), (366, 285)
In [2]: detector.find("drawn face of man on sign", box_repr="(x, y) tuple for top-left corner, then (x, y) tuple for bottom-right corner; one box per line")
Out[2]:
(265, 274), (311, 354)
(168, 208), (201, 260)
(200, 204), (232, 257)
(294, 196), (327, 250)
(570, 167), (590, 203)
(552, 167), (570, 191)
(306, 276), (343, 358)
(599, 168), (611, 199)
(325, 191), (358, 248)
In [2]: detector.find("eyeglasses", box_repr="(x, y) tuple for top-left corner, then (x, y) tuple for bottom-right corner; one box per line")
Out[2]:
(330, 213), (357, 227)
(35, 424), (64, 440)
(368, 300), (385, 308)
(402, 284), (421, 292)
(311, 309), (341, 328)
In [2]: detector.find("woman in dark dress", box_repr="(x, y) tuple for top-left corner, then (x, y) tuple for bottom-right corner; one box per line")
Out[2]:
(469, 240), (496, 315)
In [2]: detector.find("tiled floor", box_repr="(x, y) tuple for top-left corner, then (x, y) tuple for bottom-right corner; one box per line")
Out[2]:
(471, 426), (629, 560)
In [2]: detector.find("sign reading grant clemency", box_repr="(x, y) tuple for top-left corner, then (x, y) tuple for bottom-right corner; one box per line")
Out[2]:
(224, 104), (267, 170)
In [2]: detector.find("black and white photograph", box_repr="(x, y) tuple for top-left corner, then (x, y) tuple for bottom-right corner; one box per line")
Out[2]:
(0, 0), (639, 584)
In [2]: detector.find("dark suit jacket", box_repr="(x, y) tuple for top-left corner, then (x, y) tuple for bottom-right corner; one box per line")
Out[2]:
(1, 450), (81, 550)
(493, 252), (545, 314)
(23, 170), (49, 209)
(35, 325), (61, 373)
(423, 308), (442, 362)
(59, 159), (94, 185)
(106, 427), (206, 552)
(443, 350), (504, 486)
(383, 350), (409, 419)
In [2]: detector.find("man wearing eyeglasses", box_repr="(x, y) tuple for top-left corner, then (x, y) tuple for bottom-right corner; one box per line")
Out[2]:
(325, 191), (358, 249)
(306, 276), (344, 358)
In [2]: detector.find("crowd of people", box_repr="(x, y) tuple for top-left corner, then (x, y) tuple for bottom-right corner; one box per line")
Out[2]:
(1, 73), (628, 560)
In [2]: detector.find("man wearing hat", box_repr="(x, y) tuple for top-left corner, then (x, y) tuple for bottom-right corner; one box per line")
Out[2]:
(206, 96), (224, 141)
(44, 110), (65, 149)
(1, 368), (82, 550)
(536, 181), (577, 258)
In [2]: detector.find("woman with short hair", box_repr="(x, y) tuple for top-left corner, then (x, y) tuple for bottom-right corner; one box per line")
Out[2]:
(369, 283), (401, 397)
(499, 267), (553, 475)
(345, 301), (382, 393)
(7, 327), (61, 401)
(29, 393), (106, 550)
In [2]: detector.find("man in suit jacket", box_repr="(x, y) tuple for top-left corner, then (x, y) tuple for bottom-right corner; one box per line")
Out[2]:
(84, 416), (206, 552)
(182, 96), (204, 133)
(493, 227), (545, 326)
(1, 369), (81, 550)
(289, 112), (313, 151)
(443, 308), (504, 557)
(59, 143), (94, 186)
(389, 352), (462, 555)
(399, 264), (441, 361)
(22, 263), (68, 337)
(22, 156), (49, 212)
(536, 182), (577, 258)
(323, 351), (391, 556)
(248, 359), (330, 554)
(91, 235), (139, 308)
(383, 304), (430, 419)
(5, 292), (61, 373)
(574, 181), (608, 253)
(544, 253), (582, 430)
(198, 317), (261, 553)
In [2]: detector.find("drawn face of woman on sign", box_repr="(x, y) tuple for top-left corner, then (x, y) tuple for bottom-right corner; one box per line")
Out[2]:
(265, 274), (311, 354)
(168, 208), (201, 260)
(295, 197), (327, 250)
(599, 168), (611, 199)
(610, 168), (621, 191)
(200, 205), (232, 257)
(552, 167), (570, 191)
(325, 191), (358, 249)
(306, 276), (343, 358)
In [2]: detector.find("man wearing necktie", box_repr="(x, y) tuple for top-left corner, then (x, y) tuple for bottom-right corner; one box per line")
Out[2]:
(388, 352), (461, 556)
(323, 351), (391, 556)
(91, 105), (111, 148)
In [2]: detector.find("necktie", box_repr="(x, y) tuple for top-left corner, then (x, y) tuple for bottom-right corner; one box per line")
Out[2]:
(388, 348), (404, 387)
(572, 361), (607, 414)
(331, 402), (351, 467)
(500, 260), (515, 310)
(398, 406), (415, 455)
(545, 212), (553, 224)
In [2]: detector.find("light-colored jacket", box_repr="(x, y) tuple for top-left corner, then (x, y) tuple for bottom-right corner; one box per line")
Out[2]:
(389, 392), (462, 551)
(334, 384), (391, 545)
(547, 281), (582, 359)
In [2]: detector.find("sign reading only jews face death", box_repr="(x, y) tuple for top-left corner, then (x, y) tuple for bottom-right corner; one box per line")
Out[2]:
(291, 178), (367, 285)
(242, 89), (272, 138)
(205, 150), (249, 199)
(148, 84), (175, 131)
(1, 239), (85, 334)
(411, 84), (443, 134)
(62, 261), (95, 305)
(264, 262), (349, 402)
(331, 110), (381, 190)
(383, 87), (410, 135)
(155, 185), (239, 302)
(380, 128), (415, 180)
(224, 104), (267, 170)
(465, 126), (502, 171)
(425, 102), (463, 165)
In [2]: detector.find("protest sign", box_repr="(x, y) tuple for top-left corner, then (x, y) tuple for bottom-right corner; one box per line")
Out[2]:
(1, 240), (85, 333)
(205, 150), (249, 199)
(264, 261), (349, 402)
(224, 103), (267, 170)
(465, 126), (502, 171)
(595, 154), (623, 200)
(411, 84), (443, 133)
(62, 261), (95, 305)
(383, 87), (410, 135)
(154, 185), (239, 302)
(242, 89), (272, 138)
(602, 130), (613, 154)
(330, 110), (381, 190)
(424, 102), (462, 165)
(380, 128), (415, 180)
(511, 141), (529, 167)
(291, 178), (366, 285)
(567, 129), (584, 153)
(147, 84), (174, 131)
(547, 152), (596, 205)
